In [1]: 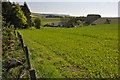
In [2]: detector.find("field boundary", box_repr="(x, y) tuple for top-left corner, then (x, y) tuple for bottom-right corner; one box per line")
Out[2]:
(17, 31), (37, 80)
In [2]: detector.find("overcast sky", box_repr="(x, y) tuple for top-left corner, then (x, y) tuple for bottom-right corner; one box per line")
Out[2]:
(9, 0), (119, 17)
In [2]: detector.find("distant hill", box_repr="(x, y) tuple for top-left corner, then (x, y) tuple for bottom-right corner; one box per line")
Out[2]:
(85, 14), (101, 26)
(31, 13), (118, 26)
(31, 13), (70, 18)
(91, 17), (118, 25)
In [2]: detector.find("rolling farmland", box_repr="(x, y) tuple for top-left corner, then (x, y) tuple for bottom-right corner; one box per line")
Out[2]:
(31, 13), (61, 26)
(91, 18), (118, 25)
(19, 23), (118, 78)
(32, 17), (61, 26)
(41, 18), (61, 26)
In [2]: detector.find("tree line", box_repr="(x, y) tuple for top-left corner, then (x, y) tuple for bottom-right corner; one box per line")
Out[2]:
(2, 1), (41, 29)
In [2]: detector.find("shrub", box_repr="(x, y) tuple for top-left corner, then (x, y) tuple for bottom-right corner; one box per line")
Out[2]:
(34, 17), (41, 29)
(29, 26), (36, 30)
(77, 20), (83, 27)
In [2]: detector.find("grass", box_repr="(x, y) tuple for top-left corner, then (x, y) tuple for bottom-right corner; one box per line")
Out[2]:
(41, 18), (61, 26)
(19, 23), (118, 78)
(31, 17), (61, 26)
(31, 13), (61, 26)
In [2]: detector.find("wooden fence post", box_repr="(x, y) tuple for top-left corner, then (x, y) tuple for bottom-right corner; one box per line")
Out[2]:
(19, 35), (24, 48)
(29, 69), (37, 80)
(21, 38), (24, 49)
(24, 46), (31, 69)
(14, 30), (16, 36)
(17, 31), (20, 38)
(17, 33), (37, 79)
(17, 32), (24, 48)
(24, 46), (37, 80)
(19, 35), (22, 39)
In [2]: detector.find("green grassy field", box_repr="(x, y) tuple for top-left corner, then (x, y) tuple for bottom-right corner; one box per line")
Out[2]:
(19, 23), (118, 78)
(31, 14), (61, 26)
(41, 18), (61, 25)
(32, 17), (61, 26)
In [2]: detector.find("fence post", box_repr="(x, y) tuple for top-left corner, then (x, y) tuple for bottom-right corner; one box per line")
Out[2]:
(17, 33), (37, 79)
(14, 30), (16, 36)
(17, 32), (24, 48)
(24, 46), (31, 69)
(19, 35), (24, 48)
(29, 69), (37, 80)
(17, 31), (20, 38)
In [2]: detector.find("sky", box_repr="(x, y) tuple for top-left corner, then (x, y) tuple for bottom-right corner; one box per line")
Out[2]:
(9, 0), (119, 17)
(9, 0), (120, 2)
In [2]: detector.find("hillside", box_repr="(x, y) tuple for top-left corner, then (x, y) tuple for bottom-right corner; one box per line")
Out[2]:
(91, 18), (118, 25)
(2, 1), (119, 79)
(31, 13), (61, 26)
(31, 13), (70, 18)
(19, 23), (118, 78)
(31, 13), (119, 27)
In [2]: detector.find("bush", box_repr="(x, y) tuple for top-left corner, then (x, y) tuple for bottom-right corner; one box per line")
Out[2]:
(34, 17), (41, 29)
(29, 26), (36, 30)
(76, 20), (83, 27)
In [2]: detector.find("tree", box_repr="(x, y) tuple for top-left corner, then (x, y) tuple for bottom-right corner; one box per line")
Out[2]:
(2, 2), (28, 29)
(11, 4), (27, 29)
(34, 17), (41, 29)
(76, 20), (83, 27)
(60, 17), (75, 28)
(2, 2), (13, 23)
(21, 2), (32, 27)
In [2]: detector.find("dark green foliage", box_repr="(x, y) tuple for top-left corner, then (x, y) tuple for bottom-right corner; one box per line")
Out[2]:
(2, 1), (32, 79)
(76, 20), (83, 27)
(21, 2), (32, 28)
(2, 2), (13, 23)
(46, 15), (63, 18)
(2, 2), (31, 29)
(2, 18), (29, 79)
(61, 17), (84, 28)
(11, 4), (27, 29)
(34, 17), (41, 29)
(61, 17), (74, 28)
(2, 18), (15, 53)
(2, 25), (15, 54)
(60, 15), (101, 27)
(2, 23), (28, 79)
